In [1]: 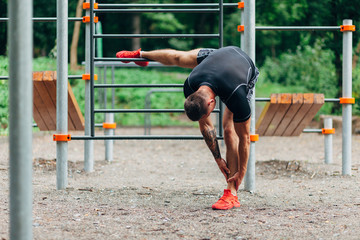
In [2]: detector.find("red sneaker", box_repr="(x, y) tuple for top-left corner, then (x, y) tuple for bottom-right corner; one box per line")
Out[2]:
(212, 189), (241, 210)
(115, 48), (149, 67)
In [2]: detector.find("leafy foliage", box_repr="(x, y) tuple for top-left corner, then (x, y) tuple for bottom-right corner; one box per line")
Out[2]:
(259, 40), (338, 115)
(352, 67), (360, 115)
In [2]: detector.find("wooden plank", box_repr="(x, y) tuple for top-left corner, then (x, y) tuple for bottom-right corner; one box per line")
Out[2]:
(67, 82), (85, 130)
(32, 72), (47, 130)
(44, 71), (76, 131)
(32, 72), (52, 130)
(291, 94), (324, 136)
(32, 71), (84, 131)
(274, 93), (303, 136)
(264, 93), (292, 136)
(282, 93), (314, 136)
(33, 82), (56, 130)
(33, 72), (57, 130)
(256, 94), (280, 136)
(33, 101), (48, 131)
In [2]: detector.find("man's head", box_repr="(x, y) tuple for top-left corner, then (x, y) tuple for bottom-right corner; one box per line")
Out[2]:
(184, 91), (216, 121)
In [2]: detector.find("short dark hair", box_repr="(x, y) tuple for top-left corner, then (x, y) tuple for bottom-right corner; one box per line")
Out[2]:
(184, 92), (208, 121)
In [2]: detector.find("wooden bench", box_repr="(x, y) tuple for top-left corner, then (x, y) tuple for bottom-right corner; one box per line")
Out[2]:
(33, 71), (84, 131)
(256, 93), (324, 136)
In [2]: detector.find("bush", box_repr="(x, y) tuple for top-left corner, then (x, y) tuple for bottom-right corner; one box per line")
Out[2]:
(352, 67), (360, 115)
(0, 56), (8, 133)
(259, 40), (338, 115)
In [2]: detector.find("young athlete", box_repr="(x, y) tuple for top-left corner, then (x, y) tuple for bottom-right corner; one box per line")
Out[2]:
(116, 46), (259, 210)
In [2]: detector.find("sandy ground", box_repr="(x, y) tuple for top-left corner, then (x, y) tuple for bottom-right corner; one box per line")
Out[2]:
(0, 127), (359, 240)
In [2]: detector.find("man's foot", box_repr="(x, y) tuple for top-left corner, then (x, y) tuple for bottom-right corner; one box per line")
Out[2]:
(212, 189), (241, 210)
(115, 48), (149, 67)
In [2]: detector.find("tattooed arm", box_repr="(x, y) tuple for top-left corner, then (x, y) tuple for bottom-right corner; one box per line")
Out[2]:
(199, 116), (230, 180)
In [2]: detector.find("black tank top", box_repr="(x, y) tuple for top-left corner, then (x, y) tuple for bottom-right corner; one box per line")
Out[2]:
(183, 46), (258, 122)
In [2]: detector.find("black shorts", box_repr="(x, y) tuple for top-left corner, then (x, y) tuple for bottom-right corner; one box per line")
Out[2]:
(197, 48), (217, 65)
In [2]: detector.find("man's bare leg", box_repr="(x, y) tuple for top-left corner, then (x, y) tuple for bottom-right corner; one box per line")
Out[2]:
(141, 49), (201, 69)
(222, 107), (239, 196)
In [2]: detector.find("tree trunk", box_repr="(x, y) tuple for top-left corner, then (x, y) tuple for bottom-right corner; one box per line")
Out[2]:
(70, 0), (84, 71)
(132, 14), (141, 50)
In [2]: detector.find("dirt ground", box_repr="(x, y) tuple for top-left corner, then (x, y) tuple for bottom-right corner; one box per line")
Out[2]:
(0, 127), (359, 240)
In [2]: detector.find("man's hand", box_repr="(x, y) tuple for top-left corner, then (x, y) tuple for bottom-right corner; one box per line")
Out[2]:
(215, 158), (230, 180)
(227, 172), (241, 191)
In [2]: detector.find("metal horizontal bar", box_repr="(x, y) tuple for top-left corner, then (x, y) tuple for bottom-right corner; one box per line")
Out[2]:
(324, 98), (340, 102)
(94, 84), (183, 88)
(255, 97), (270, 102)
(256, 26), (340, 31)
(2, 75), (85, 80)
(95, 57), (151, 62)
(303, 129), (323, 133)
(97, 3), (237, 8)
(94, 62), (174, 68)
(95, 57), (152, 62)
(254, 97), (340, 102)
(71, 135), (224, 140)
(68, 75), (83, 80)
(94, 34), (220, 39)
(94, 109), (220, 113)
(0, 17), (83, 22)
(95, 8), (219, 13)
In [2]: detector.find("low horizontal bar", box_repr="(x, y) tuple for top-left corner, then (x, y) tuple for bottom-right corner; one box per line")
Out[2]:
(94, 109), (220, 113)
(97, 3), (237, 8)
(303, 129), (323, 133)
(94, 8), (219, 13)
(71, 135), (224, 140)
(0, 17), (82, 22)
(95, 84), (183, 88)
(1, 75), (85, 80)
(94, 34), (220, 39)
(256, 26), (340, 31)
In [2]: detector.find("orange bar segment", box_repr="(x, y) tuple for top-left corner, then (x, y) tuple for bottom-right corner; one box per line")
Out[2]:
(82, 16), (99, 23)
(237, 25), (244, 32)
(53, 134), (71, 142)
(250, 134), (259, 142)
(83, 2), (98, 9)
(103, 123), (117, 129)
(340, 25), (355, 32)
(82, 74), (98, 81)
(339, 97), (355, 104)
(322, 128), (335, 134)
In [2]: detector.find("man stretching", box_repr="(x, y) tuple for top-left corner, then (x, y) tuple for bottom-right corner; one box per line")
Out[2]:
(116, 46), (259, 210)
